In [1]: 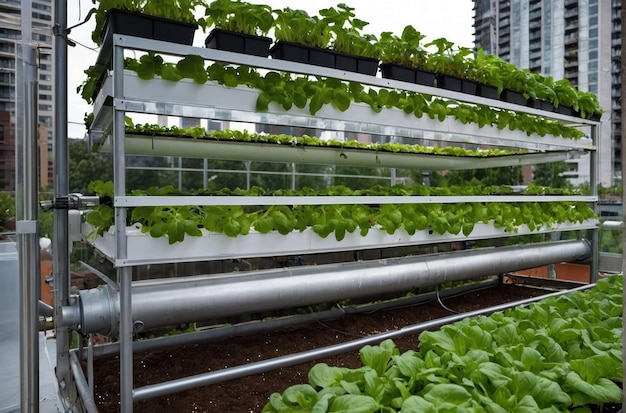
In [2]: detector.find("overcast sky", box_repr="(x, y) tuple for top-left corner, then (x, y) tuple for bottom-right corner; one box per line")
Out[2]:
(66, 0), (474, 138)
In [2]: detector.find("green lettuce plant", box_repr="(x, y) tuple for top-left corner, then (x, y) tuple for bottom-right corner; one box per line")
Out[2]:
(262, 275), (623, 412)
(272, 7), (332, 49)
(465, 48), (504, 91)
(377, 25), (429, 70)
(323, 3), (379, 59)
(424, 37), (472, 78)
(203, 0), (274, 36)
(87, 180), (596, 243)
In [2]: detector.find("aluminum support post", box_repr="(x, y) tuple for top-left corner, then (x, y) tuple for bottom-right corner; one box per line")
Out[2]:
(52, 0), (73, 402)
(16, 41), (40, 413)
(112, 39), (134, 413)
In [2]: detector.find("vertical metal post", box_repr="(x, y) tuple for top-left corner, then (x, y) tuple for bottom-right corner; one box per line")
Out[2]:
(244, 160), (251, 190)
(178, 157), (183, 191)
(87, 334), (94, 395)
(620, 0), (626, 403)
(16, 41), (40, 413)
(589, 123), (599, 283)
(112, 39), (134, 413)
(203, 158), (208, 190)
(52, 0), (72, 401)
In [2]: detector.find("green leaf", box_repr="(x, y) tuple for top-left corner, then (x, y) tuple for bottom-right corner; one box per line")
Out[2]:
(399, 396), (437, 413)
(309, 363), (345, 388)
(359, 339), (397, 377)
(565, 372), (622, 406)
(328, 394), (379, 413)
(256, 93), (271, 112)
(310, 91), (325, 115)
(161, 63), (183, 82)
(332, 90), (351, 112)
(176, 54), (208, 84)
(422, 383), (472, 405)
(254, 217), (274, 234)
(283, 384), (319, 408)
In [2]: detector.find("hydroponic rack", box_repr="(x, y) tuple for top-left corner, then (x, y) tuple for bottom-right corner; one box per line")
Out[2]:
(74, 34), (600, 411)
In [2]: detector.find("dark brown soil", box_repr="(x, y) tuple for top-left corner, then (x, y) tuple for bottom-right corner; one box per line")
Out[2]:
(91, 283), (565, 412)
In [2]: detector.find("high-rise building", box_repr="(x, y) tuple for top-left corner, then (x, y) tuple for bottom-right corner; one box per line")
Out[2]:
(473, 0), (614, 187)
(0, 0), (54, 192)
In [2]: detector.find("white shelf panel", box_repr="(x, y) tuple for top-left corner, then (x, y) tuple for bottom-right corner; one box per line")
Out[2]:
(92, 73), (594, 152)
(82, 219), (599, 267)
(109, 35), (599, 126)
(100, 134), (571, 171)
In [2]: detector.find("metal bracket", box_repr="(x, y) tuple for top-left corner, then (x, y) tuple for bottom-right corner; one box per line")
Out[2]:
(16, 220), (38, 234)
(40, 194), (111, 212)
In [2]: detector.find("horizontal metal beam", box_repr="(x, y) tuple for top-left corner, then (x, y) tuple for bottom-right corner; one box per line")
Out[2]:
(114, 195), (598, 207)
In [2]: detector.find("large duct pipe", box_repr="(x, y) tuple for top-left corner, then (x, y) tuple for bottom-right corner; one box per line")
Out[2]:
(61, 240), (590, 336)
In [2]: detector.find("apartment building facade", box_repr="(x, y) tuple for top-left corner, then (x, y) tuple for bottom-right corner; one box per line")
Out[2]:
(0, 0), (54, 192)
(473, 0), (614, 186)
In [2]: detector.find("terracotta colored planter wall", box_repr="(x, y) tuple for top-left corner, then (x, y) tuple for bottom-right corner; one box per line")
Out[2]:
(512, 263), (590, 283)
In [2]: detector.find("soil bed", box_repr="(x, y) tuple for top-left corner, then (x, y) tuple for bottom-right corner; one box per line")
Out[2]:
(91, 283), (605, 412)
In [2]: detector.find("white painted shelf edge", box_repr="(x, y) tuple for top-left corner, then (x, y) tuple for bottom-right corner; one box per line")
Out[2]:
(82, 219), (599, 267)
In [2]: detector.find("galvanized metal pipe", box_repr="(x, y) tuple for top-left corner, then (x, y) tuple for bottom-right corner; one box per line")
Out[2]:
(16, 40), (40, 413)
(84, 278), (501, 361)
(53, 0), (72, 398)
(133, 282), (595, 402)
(69, 351), (99, 413)
(65, 240), (590, 336)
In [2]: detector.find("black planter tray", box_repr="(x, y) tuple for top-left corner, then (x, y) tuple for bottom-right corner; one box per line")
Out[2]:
(269, 41), (309, 64)
(101, 9), (197, 46)
(528, 98), (556, 113)
(271, 41), (380, 75)
(380, 63), (436, 86)
(270, 41), (334, 68)
(477, 83), (498, 100)
(462, 79), (478, 95)
(334, 51), (379, 76)
(436, 74), (463, 92)
(555, 104), (579, 117)
(205, 29), (271, 57)
(500, 88), (528, 106)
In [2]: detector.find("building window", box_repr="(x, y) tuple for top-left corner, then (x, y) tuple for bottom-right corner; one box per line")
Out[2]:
(0, 29), (20, 40)
(32, 2), (52, 12)
(33, 34), (51, 43)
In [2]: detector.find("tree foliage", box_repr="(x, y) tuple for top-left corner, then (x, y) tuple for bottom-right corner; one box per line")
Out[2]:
(430, 166), (523, 187)
(532, 162), (571, 189)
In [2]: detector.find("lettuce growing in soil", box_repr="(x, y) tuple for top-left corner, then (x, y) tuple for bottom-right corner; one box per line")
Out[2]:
(263, 275), (623, 413)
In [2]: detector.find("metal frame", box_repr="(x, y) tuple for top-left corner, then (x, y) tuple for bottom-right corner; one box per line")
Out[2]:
(91, 73), (596, 152)
(81, 34), (602, 412)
